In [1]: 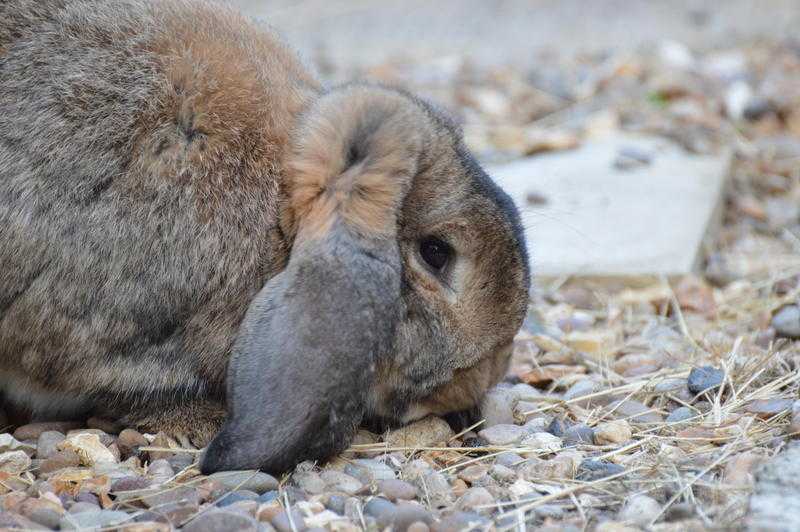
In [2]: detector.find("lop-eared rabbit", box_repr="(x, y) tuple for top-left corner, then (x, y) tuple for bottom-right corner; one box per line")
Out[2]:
(0, 0), (530, 473)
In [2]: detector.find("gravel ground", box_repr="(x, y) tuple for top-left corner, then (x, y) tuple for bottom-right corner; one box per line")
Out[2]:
(1, 11), (800, 532)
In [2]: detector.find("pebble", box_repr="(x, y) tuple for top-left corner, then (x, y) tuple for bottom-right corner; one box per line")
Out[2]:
(141, 485), (200, 508)
(0, 451), (31, 474)
(36, 431), (66, 460)
(431, 511), (489, 532)
(147, 459), (175, 482)
(60, 509), (132, 530)
(117, 429), (148, 458)
(547, 418), (568, 437)
(258, 491), (279, 504)
(687, 366), (725, 394)
(0, 511), (50, 530)
(218, 491), (260, 507)
(480, 387), (516, 427)
(68, 502), (102, 514)
(563, 423), (595, 446)
(594, 420), (632, 445)
(111, 476), (152, 492)
(508, 383), (542, 402)
(522, 416), (550, 433)
(24, 507), (62, 529)
(378, 479), (417, 501)
(59, 433), (116, 466)
(490, 464), (517, 482)
(790, 401), (800, 436)
(456, 487), (494, 510)
(0, 434), (36, 456)
(577, 460), (625, 481)
(654, 378), (688, 394)
(607, 399), (663, 423)
(343, 459), (396, 484)
(724, 451), (765, 486)
(420, 471), (454, 507)
(772, 305), (800, 338)
(13, 422), (82, 441)
(364, 497), (397, 528)
(618, 494), (661, 527)
(271, 508), (308, 532)
(384, 417), (454, 448)
(208, 471), (279, 494)
(746, 398), (794, 419)
(184, 510), (260, 532)
(564, 379), (604, 407)
(457, 465), (489, 484)
(478, 424), (526, 445)
(495, 452), (524, 468)
(394, 502), (435, 529)
(293, 471), (326, 495)
(666, 407), (695, 424)
(320, 470), (363, 495)
(520, 432), (563, 452)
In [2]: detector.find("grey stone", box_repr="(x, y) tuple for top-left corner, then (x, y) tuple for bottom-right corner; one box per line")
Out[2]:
(547, 418), (568, 438)
(293, 471), (327, 495)
(209, 471), (279, 494)
(478, 424), (526, 446)
(619, 494), (661, 527)
(320, 470), (363, 495)
(480, 387), (516, 427)
(219, 490), (260, 507)
(577, 460), (625, 481)
(378, 479), (418, 501)
(746, 442), (800, 531)
(271, 508), (307, 532)
(68, 502), (101, 514)
(563, 423), (595, 446)
(772, 305), (800, 339)
(343, 458), (396, 484)
(456, 487), (494, 510)
(490, 464), (517, 482)
(688, 366), (725, 394)
(25, 507), (62, 529)
(0, 512), (50, 531)
(60, 510), (132, 530)
(666, 406), (695, 424)
(495, 452), (525, 468)
(258, 491), (279, 504)
(36, 431), (65, 460)
(364, 498), (397, 528)
(184, 510), (260, 532)
(431, 511), (490, 532)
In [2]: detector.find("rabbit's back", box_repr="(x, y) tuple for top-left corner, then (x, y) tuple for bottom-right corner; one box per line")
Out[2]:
(0, 0), (318, 416)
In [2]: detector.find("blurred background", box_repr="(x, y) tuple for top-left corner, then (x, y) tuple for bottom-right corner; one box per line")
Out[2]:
(229, 0), (800, 284)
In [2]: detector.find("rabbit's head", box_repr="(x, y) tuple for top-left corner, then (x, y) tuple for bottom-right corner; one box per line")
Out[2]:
(201, 85), (529, 474)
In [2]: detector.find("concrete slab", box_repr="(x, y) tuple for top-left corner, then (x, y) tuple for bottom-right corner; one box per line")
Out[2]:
(487, 134), (731, 278)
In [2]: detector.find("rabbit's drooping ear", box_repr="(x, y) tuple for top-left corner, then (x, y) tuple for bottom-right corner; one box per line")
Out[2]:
(201, 87), (424, 474)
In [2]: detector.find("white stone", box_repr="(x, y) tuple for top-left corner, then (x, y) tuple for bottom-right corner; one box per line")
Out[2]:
(59, 433), (117, 466)
(521, 432), (563, 452)
(488, 134), (731, 278)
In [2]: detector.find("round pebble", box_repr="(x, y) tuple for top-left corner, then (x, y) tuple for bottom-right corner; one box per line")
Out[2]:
(687, 366), (725, 394)
(378, 479), (417, 501)
(772, 304), (800, 338)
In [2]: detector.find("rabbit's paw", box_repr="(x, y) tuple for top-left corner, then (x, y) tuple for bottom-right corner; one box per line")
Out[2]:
(121, 401), (226, 449)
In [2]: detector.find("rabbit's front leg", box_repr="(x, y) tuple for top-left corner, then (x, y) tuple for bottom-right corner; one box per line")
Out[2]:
(119, 400), (226, 450)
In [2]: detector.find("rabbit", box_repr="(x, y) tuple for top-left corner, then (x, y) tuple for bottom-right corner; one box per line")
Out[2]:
(0, 0), (530, 474)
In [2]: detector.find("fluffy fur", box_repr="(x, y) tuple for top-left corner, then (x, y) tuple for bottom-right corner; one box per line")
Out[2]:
(0, 0), (530, 473)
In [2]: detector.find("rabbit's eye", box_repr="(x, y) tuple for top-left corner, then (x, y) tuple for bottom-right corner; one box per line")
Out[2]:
(419, 237), (452, 271)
